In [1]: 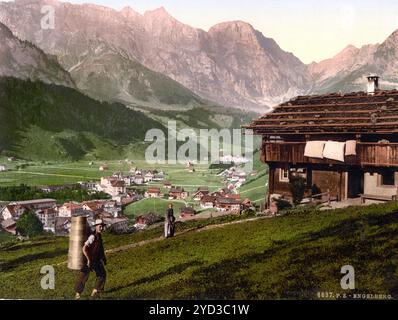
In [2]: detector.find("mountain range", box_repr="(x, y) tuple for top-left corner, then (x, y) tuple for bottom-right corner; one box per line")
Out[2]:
(0, 0), (311, 111)
(0, 18), (255, 161)
(308, 36), (398, 94)
(2, 0), (398, 112)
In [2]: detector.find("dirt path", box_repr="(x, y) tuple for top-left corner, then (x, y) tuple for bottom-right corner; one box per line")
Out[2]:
(12, 171), (88, 179)
(107, 215), (273, 254)
(58, 215), (273, 266)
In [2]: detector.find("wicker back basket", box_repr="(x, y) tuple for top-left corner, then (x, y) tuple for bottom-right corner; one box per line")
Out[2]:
(67, 216), (88, 270)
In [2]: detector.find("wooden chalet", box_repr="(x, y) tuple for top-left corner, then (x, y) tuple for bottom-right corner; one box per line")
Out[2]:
(200, 195), (217, 208)
(245, 76), (398, 206)
(215, 198), (241, 212)
(135, 213), (162, 226)
(192, 187), (210, 201)
(168, 187), (188, 200)
(180, 206), (196, 218)
(163, 181), (172, 189)
(146, 187), (161, 198)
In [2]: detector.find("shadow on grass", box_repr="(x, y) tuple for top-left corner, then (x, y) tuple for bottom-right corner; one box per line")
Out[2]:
(309, 211), (398, 239)
(106, 260), (204, 294)
(0, 241), (56, 252)
(0, 248), (68, 272)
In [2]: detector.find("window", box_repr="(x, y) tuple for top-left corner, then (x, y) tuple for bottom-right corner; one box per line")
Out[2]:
(381, 170), (395, 186)
(294, 168), (307, 179)
(279, 168), (307, 183)
(280, 169), (289, 182)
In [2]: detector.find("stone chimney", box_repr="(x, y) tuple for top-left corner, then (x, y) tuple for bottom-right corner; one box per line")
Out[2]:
(367, 75), (380, 95)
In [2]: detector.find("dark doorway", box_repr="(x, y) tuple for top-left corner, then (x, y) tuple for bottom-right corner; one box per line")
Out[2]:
(347, 168), (364, 198)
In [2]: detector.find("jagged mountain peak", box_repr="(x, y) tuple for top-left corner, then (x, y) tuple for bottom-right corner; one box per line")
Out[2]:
(319, 44), (360, 63)
(208, 20), (264, 52)
(120, 6), (142, 19)
(144, 6), (173, 19)
(376, 28), (398, 59)
(209, 21), (284, 55)
(309, 41), (382, 93)
(209, 20), (256, 35)
(339, 44), (359, 55)
(385, 28), (398, 43)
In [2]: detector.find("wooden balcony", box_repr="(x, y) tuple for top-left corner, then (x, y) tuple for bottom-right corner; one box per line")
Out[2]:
(261, 142), (398, 167)
(360, 142), (398, 166)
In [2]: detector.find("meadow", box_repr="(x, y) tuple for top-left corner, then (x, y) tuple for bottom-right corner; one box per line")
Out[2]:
(0, 158), (224, 187)
(1, 202), (398, 299)
(0, 155), (267, 218)
(239, 170), (268, 204)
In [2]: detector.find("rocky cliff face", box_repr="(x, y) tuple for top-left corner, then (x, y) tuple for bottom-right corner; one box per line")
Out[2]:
(127, 9), (313, 110)
(308, 44), (378, 93)
(372, 29), (398, 84)
(0, 0), (312, 111)
(4, 0), (398, 110)
(0, 1), (208, 109)
(308, 29), (398, 94)
(205, 21), (312, 109)
(0, 21), (74, 88)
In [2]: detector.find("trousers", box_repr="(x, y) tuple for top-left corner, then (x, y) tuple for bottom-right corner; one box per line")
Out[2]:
(75, 260), (106, 294)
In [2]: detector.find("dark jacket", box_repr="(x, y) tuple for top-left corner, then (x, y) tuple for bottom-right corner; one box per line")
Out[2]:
(86, 232), (106, 264)
(166, 208), (175, 223)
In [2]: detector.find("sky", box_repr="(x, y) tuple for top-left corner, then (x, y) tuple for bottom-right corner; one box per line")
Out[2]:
(6, 0), (398, 63)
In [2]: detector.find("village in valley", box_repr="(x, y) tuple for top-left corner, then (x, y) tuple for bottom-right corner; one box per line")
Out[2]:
(0, 157), (260, 239)
(3, 77), (398, 243)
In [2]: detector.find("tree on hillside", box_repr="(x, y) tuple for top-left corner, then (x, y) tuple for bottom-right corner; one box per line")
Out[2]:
(16, 211), (44, 238)
(0, 184), (110, 203)
(289, 175), (306, 206)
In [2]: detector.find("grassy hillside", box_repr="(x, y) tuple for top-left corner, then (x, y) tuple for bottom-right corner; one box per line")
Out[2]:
(0, 232), (14, 243)
(0, 159), (222, 187)
(73, 51), (209, 108)
(0, 77), (165, 161)
(137, 105), (259, 131)
(0, 77), (259, 162)
(1, 202), (398, 299)
(240, 171), (268, 204)
(125, 198), (190, 219)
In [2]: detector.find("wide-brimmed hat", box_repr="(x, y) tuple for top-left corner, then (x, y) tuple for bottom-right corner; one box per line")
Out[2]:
(94, 219), (105, 226)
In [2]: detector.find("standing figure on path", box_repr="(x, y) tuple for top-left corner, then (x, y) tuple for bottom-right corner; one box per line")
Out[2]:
(75, 219), (107, 299)
(165, 203), (176, 238)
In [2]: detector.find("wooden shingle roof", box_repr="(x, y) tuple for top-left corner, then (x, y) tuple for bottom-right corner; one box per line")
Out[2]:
(244, 90), (398, 135)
